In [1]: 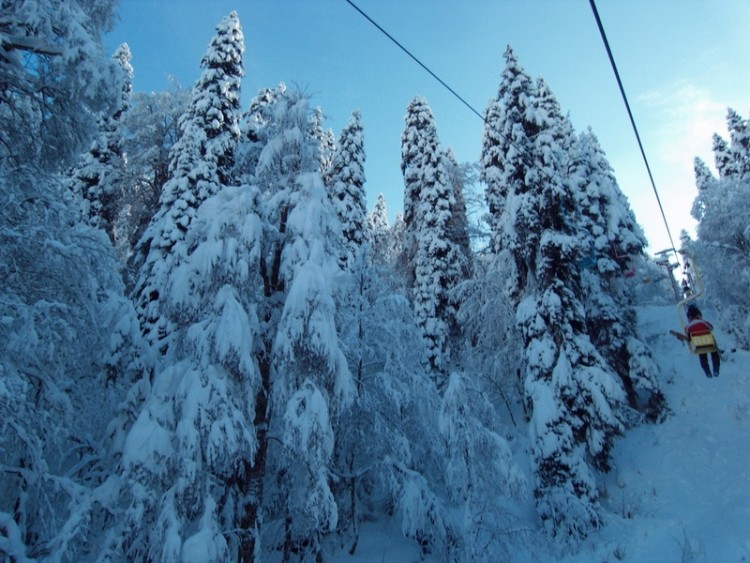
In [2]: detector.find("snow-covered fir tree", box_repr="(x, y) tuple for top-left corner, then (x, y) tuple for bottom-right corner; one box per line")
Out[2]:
(481, 47), (536, 263)
(311, 105), (336, 185)
(0, 1), (142, 558)
(710, 108), (750, 181)
(724, 108), (750, 178)
(233, 82), (287, 187)
(365, 192), (391, 264)
(482, 47), (627, 539)
(266, 172), (355, 559)
(712, 132), (736, 179)
(77, 18), (355, 563)
(8, 5), (749, 558)
(62, 13), (254, 561)
(101, 182), (264, 562)
(399, 97), (430, 283)
(691, 156), (719, 222)
(132, 11), (244, 353)
(118, 83), (190, 277)
(329, 110), (367, 269)
(331, 255), (460, 558)
(570, 129), (666, 421)
(443, 147), (474, 280)
(400, 97), (467, 376)
(232, 83), (356, 559)
(68, 43), (133, 243)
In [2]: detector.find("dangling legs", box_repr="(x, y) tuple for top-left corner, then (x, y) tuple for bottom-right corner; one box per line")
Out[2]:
(711, 351), (721, 377)
(699, 354), (712, 378)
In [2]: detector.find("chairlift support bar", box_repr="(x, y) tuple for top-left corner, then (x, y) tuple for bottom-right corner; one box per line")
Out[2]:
(675, 250), (704, 330)
(654, 248), (681, 301)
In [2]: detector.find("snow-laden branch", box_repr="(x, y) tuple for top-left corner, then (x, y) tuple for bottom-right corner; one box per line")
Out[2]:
(0, 33), (64, 57)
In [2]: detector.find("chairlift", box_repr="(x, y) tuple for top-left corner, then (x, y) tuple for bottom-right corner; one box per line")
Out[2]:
(653, 248), (681, 300)
(675, 250), (703, 320)
(671, 250), (718, 355)
(610, 240), (637, 278)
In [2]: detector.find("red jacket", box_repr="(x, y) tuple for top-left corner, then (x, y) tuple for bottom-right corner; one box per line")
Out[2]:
(686, 318), (713, 336)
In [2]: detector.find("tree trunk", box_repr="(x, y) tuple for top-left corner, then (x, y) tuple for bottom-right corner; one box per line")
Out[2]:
(237, 349), (271, 562)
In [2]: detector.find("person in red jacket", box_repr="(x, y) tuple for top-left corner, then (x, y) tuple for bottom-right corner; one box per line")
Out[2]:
(685, 304), (720, 378)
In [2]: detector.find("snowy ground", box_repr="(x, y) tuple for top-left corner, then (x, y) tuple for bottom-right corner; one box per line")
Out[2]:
(570, 304), (750, 563)
(330, 304), (750, 562)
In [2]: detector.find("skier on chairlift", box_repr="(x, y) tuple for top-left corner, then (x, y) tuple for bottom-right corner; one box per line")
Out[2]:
(684, 304), (721, 378)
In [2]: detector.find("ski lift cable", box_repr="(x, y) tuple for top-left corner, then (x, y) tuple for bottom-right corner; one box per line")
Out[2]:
(588, 0), (681, 265)
(343, 0), (555, 181)
(343, 0), (485, 122)
(343, 0), (560, 195)
(346, 0), (666, 273)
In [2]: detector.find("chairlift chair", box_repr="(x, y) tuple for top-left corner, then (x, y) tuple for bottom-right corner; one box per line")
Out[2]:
(674, 250), (718, 355)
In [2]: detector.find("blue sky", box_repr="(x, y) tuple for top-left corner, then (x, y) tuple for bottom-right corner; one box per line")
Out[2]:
(106, 0), (750, 255)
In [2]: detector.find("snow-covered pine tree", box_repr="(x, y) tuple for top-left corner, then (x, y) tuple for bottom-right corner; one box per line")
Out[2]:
(725, 108), (750, 178)
(119, 84), (190, 279)
(686, 109), (750, 349)
(691, 157), (719, 222)
(481, 46), (535, 265)
(712, 133), (737, 180)
(60, 13), (255, 562)
(482, 48), (626, 539)
(132, 11), (243, 354)
(236, 82), (331, 195)
(520, 121), (625, 541)
(329, 110), (367, 269)
(232, 84), (357, 559)
(267, 171), (355, 559)
(444, 147), (474, 280)
(331, 256), (456, 558)
(399, 97), (430, 285)
(100, 182), (264, 563)
(400, 97), (466, 376)
(323, 125), (462, 555)
(710, 108), (750, 181)
(0, 0), (120, 169)
(0, 1), (142, 558)
(212, 82), (307, 559)
(365, 192), (391, 264)
(68, 43), (133, 243)
(570, 129), (666, 421)
(109, 76), (350, 562)
(312, 105), (337, 186)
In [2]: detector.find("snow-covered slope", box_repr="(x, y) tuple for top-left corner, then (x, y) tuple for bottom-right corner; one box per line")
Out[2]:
(569, 304), (750, 562)
(331, 304), (750, 562)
